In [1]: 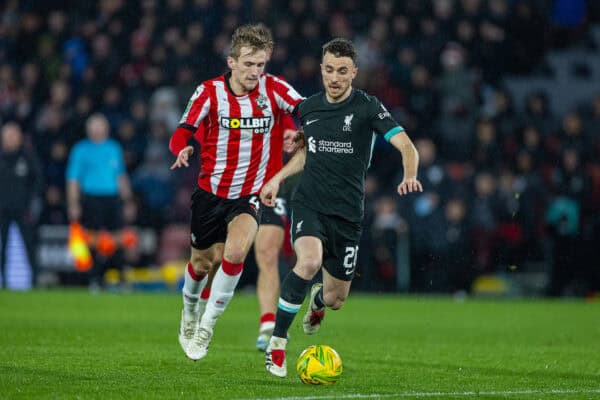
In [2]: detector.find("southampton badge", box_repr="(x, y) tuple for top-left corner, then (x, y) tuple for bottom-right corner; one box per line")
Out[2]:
(256, 94), (268, 110)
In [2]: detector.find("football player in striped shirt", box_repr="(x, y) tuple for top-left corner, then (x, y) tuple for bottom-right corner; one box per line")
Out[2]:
(169, 24), (303, 361)
(190, 113), (299, 352)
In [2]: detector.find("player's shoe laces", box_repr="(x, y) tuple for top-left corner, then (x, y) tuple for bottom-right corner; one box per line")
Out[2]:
(265, 336), (288, 378)
(186, 326), (213, 361)
(178, 311), (198, 357)
(303, 283), (325, 335)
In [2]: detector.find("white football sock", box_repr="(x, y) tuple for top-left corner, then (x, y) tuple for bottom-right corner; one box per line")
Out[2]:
(197, 287), (210, 317)
(200, 261), (243, 329)
(182, 262), (207, 319)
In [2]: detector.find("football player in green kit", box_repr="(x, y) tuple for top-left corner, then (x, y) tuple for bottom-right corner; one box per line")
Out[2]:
(260, 38), (423, 377)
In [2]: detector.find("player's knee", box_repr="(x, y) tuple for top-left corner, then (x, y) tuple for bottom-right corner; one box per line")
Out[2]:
(297, 255), (321, 274)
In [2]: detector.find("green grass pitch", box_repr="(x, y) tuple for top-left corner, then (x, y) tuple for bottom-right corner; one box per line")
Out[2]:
(1, 290), (599, 399)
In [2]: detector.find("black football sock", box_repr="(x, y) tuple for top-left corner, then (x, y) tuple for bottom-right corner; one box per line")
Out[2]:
(273, 271), (311, 339)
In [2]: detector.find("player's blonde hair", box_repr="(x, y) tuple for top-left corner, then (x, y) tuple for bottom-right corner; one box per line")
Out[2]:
(230, 24), (274, 59)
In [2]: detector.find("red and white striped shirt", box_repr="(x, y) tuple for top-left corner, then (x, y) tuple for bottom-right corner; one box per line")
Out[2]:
(170, 73), (303, 199)
(192, 108), (297, 187)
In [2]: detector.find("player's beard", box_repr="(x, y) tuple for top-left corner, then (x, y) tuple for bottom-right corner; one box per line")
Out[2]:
(327, 82), (351, 101)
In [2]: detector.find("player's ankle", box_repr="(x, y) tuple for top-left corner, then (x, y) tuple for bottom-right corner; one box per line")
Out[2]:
(260, 321), (275, 334)
(270, 335), (288, 349)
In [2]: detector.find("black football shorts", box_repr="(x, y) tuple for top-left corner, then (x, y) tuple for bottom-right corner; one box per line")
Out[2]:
(253, 196), (287, 228)
(289, 203), (361, 281)
(190, 188), (261, 249)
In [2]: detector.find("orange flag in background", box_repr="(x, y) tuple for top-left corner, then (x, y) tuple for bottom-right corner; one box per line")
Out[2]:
(68, 222), (93, 271)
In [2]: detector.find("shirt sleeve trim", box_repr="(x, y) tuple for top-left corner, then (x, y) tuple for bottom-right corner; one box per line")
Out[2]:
(179, 123), (196, 131)
(384, 126), (404, 142)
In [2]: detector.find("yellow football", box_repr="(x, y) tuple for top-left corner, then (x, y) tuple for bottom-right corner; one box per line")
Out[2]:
(296, 344), (343, 385)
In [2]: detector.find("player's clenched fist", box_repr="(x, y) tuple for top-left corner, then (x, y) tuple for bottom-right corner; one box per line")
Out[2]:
(170, 146), (194, 169)
(260, 179), (280, 207)
(397, 177), (423, 196)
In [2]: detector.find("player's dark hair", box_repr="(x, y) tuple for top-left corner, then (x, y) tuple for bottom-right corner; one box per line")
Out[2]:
(230, 24), (274, 59)
(322, 38), (356, 64)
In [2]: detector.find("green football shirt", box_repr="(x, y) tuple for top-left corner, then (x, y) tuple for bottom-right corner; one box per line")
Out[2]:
(293, 89), (403, 223)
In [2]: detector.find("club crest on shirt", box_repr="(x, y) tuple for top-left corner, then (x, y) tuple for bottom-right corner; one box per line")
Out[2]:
(343, 114), (353, 132)
(256, 94), (268, 110)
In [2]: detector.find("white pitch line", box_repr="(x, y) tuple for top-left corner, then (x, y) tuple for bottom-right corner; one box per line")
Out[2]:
(239, 388), (600, 400)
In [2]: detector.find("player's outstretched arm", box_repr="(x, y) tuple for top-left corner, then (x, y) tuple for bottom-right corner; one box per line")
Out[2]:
(260, 146), (306, 206)
(169, 124), (196, 169)
(389, 131), (423, 196)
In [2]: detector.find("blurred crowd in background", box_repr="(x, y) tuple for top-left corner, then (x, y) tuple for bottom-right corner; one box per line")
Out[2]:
(0, 0), (599, 295)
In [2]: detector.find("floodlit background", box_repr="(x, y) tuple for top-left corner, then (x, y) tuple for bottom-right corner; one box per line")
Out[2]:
(0, 0), (599, 297)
